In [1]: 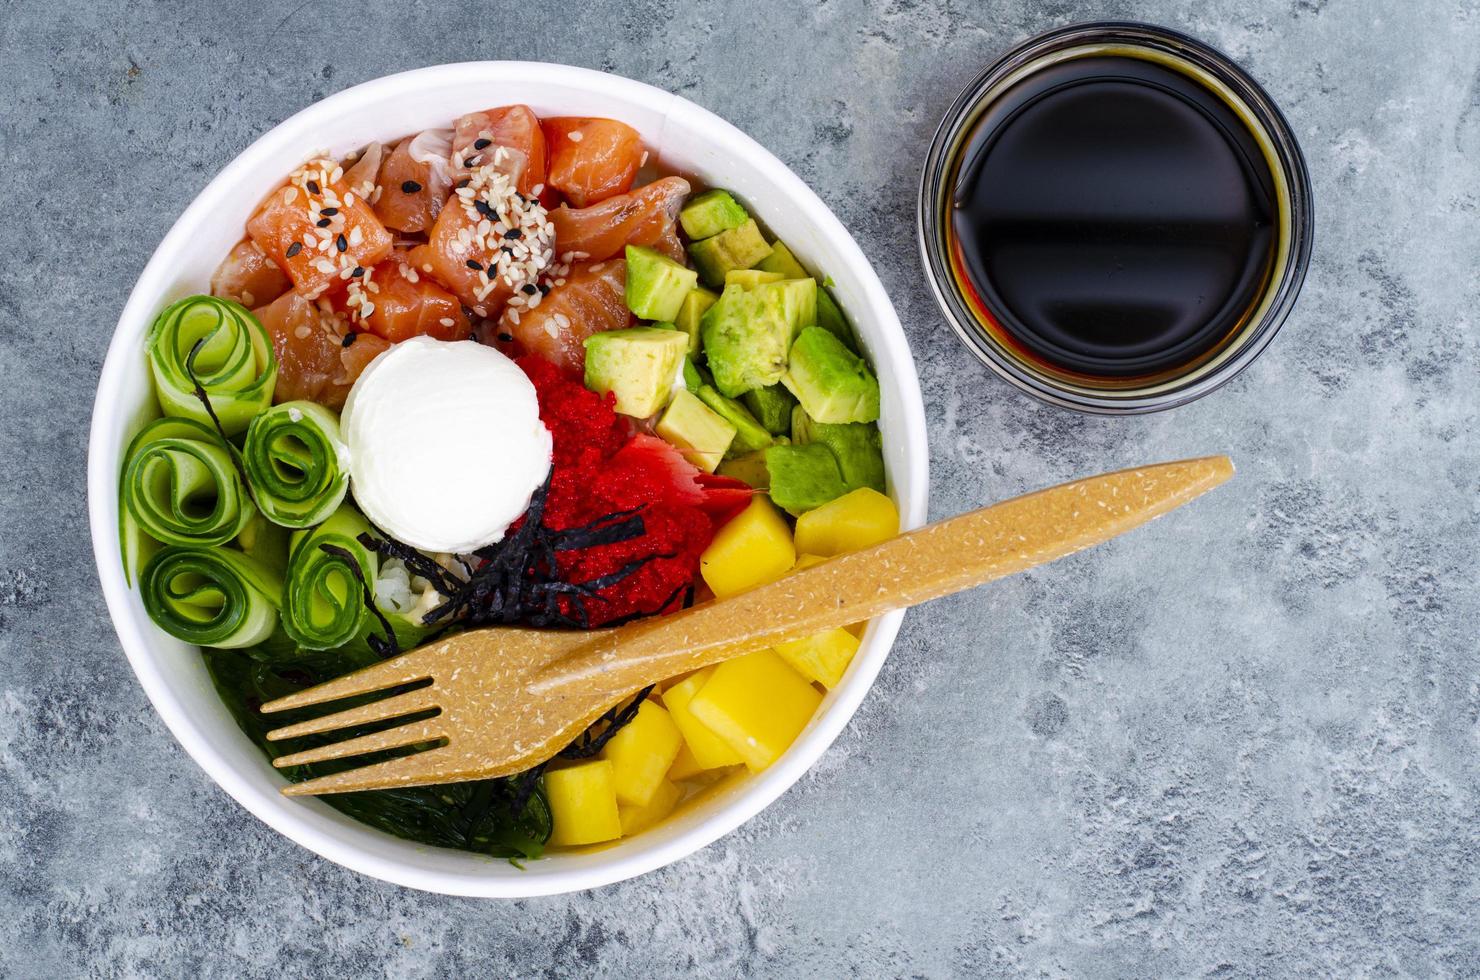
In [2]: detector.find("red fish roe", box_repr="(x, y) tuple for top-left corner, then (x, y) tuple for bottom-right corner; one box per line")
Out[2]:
(517, 357), (752, 625)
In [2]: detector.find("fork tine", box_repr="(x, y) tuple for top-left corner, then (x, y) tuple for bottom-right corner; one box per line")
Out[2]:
(260, 646), (440, 714)
(278, 745), (472, 796)
(271, 719), (445, 769)
(264, 687), (439, 742)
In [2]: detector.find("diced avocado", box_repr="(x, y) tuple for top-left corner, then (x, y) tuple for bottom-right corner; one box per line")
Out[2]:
(674, 287), (717, 354)
(756, 240), (810, 280)
(741, 384), (798, 436)
(696, 385), (773, 456)
(701, 279), (818, 397)
(717, 451), (770, 490)
(682, 357), (704, 393)
(656, 388), (736, 473)
(815, 287), (856, 350)
(625, 245), (698, 322)
(781, 326), (880, 424)
(688, 219), (772, 287)
(584, 327), (690, 418)
(725, 269), (785, 289)
(791, 406), (885, 493)
(764, 443), (848, 516)
(679, 189), (750, 241)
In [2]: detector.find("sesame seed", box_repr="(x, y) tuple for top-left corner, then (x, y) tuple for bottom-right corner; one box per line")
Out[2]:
(351, 266), (365, 278)
(589, 262), (605, 273)
(336, 234), (347, 252)
(568, 130), (584, 142)
(508, 309), (521, 324)
(422, 263), (433, 273)
(497, 332), (514, 342)
(466, 259), (484, 271)
(474, 138), (491, 150)
(348, 226), (363, 246)
(538, 283), (550, 295)
(241, 290), (255, 306)
(456, 178), (471, 189)
(307, 180), (321, 194)
(552, 313), (571, 330)
(316, 217), (331, 228)
(521, 283), (538, 295)
(285, 241), (303, 258)
(342, 332), (357, 347)
(439, 317), (456, 327)
(402, 180), (422, 193)
(640, 150), (649, 167)
(320, 206), (339, 216)
(531, 183), (544, 196)
(505, 228), (523, 240)
(293, 325), (311, 339)
(345, 193), (355, 207)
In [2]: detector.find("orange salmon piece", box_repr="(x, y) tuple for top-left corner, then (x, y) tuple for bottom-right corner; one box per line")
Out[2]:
(500, 259), (629, 373)
(548, 176), (691, 264)
(253, 291), (390, 410)
(454, 105), (547, 198)
(544, 117), (644, 207)
(363, 258), (471, 343)
(374, 137), (448, 233)
(211, 238), (290, 309)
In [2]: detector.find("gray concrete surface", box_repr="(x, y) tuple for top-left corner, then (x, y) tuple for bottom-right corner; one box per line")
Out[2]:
(3, 0), (1479, 975)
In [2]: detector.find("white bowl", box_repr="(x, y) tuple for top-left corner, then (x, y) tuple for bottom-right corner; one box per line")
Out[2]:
(87, 62), (929, 897)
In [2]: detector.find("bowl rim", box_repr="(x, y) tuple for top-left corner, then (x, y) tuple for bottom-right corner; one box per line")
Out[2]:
(87, 61), (930, 897)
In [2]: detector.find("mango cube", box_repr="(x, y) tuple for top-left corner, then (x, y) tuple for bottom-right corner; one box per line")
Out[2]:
(793, 487), (899, 557)
(773, 627), (860, 688)
(601, 700), (684, 806)
(700, 495), (796, 598)
(666, 742), (708, 781)
(618, 778), (683, 836)
(687, 650), (822, 772)
(545, 760), (622, 847)
(661, 666), (744, 770)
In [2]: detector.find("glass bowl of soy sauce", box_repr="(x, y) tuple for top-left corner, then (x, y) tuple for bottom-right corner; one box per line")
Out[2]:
(918, 22), (1313, 413)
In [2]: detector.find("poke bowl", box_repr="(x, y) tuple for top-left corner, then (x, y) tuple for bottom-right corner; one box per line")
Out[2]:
(87, 62), (928, 897)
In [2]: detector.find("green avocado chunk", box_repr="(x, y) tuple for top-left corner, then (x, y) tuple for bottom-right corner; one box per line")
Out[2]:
(697, 385), (773, 456)
(679, 189), (750, 241)
(656, 388), (736, 473)
(814, 287), (857, 351)
(781, 326), (880, 424)
(764, 443), (848, 516)
(584, 327), (690, 418)
(741, 384), (798, 436)
(755, 240), (810, 280)
(688, 219), (772, 287)
(791, 406), (885, 492)
(674, 287), (717, 354)
(701, 278), (817, 397)
(717, 450), (770, 490)
(625, 245), (698, 322)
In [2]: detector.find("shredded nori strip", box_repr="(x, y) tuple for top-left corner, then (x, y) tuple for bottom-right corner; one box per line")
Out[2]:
(318, 543), (400, 659)
(356, 532), (461, 598)
(185, 337), (256, 502)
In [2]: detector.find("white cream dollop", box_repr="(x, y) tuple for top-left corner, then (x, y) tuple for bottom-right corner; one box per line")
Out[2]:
(341, 337), (552, 553)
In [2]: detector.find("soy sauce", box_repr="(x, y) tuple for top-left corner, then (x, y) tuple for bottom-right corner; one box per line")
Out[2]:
(951, 55), (1278, 379)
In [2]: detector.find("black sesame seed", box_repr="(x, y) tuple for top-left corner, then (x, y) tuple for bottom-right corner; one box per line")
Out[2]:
(474, 138), (492, 150)
(538, 283), (551, 296)
(501, 245), (515, 255)
(505, 228), (523, 240)
(307, 180), (321, 194)
(342, 332), (357, 347)
(316, 217), (331, 228)
(285, 241), (303, 258)
(401, 179), (422, 193)
(456, 178), (472, 188)
(475, 200), (496, 219)
(465, 155), (481, 167)
(351, 266), (365, 278)
(521, 283), (538, 295)
(336, 233), (347, 252)
(320, 207), (339, 216)
(466, 259), (484, 271)
(497, 332), (514, 342)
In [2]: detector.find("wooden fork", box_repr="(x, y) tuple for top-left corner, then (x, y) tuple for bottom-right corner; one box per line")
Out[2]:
(261, 456), (1233, 795)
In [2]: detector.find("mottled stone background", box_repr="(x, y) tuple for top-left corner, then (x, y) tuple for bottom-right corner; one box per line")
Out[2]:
(3, 0), (1478, 975)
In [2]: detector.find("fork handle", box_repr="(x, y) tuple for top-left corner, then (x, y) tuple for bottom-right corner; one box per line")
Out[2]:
(532, 456), (1233, 699)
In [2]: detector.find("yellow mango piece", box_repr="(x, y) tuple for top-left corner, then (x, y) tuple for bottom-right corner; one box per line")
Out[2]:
(618, 778), (683, 836)
(699, 495), (796, 598)
(666, 742), (707, 781)
(792, 552), (828, 571)
(773, 627), (860, 688)
(601, 700), (684, 806)
(545, 760), (622, 847)
(793, 487), (899, 557)
(661, 666), (744, 770)
(687, 650), (823, 772)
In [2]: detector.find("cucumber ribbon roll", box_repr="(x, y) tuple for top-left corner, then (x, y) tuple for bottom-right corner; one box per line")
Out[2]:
(283, 504), (379, 650)
(139, 546), (284, 649)
(242, 401), (350, 529)
(147, 295), (277, 436)
(120, 418), (256, 558)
